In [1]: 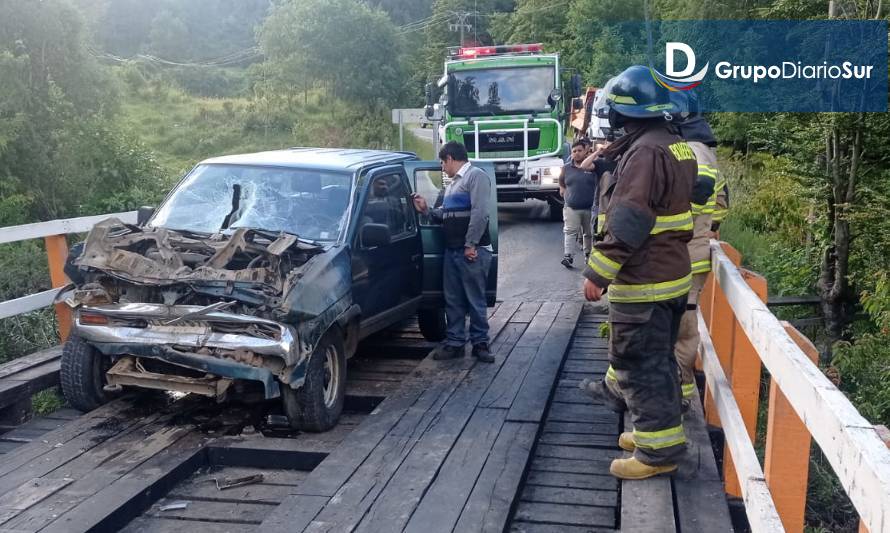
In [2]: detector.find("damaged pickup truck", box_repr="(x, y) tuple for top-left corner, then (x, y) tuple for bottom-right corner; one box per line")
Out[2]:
(60, 148), (498, 431)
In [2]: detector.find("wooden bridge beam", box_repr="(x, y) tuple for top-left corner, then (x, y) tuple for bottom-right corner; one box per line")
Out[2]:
(44, 234), (71, 342)
(764, 323), (819, 532)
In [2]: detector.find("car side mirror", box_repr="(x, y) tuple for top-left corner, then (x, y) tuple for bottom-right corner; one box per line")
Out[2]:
(137, 206), (155, 226)
(361, 223), (391, 248)
(424, 83), (434, 107)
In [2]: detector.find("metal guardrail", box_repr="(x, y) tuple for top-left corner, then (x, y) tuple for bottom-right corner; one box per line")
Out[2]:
(0, 211), (138, 337)
(699, 241), (890, 533)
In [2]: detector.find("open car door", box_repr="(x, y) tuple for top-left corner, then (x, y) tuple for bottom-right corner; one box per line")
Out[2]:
(404, 160), (498, 307)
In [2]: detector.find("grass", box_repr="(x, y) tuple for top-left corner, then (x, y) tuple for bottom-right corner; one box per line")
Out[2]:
(31, 387), (64, 416)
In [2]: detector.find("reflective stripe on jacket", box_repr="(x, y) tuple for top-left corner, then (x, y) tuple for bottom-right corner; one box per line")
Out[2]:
(687, 142), (718, 274)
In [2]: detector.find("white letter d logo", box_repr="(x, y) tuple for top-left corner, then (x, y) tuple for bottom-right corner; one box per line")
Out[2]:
(666, 42), (696, 77)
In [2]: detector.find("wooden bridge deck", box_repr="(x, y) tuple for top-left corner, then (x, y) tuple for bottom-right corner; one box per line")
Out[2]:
(0, 301), (732, 532)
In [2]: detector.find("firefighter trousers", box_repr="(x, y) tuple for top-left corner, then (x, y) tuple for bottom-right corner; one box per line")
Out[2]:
(674, 273), (709, 403)
(602, 295), (688, 465)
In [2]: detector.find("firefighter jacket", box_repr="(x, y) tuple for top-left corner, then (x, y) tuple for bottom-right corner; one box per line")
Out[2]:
(584, 124), (697, 303)
(688, 141), (718, 275)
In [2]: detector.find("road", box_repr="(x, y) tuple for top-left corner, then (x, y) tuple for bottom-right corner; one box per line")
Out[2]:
(496, 201), (596, 304)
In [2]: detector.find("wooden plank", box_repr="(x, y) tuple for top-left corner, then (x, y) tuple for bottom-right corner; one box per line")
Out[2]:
(763, 323), (820, 533)
(0, 290), (61, 320)
(1, 424), (192, 532)
(510, 301), (543, 324)
(454, 421), (537, 532)
(35, 432), (206, 533)
(562, 360), (609, 374)
(0, 362), (60, 410)
(524, 470), (618, 492)
(507, 303), (583, 423)
(675, 392), (722, 482)
(0, 348), (61, 380)
(0, 477), (73, 526)
(620, 477), (676, 532)
(477, 346), (538, 410)
(535, 444), (620, 463)
(545, 402), (620, 424)
(144, 499), (271, 524)
(490, 323), (528, 356)
(510, 521), (614, 533)
(0, 399), (145, 487)
(674, 480), (733, 533)
(354, 363), (517, 532)
(402, 409), (507, 533)
(0, 211), (137, 245)
(514, 501), (615, 528)
(531, 456), (615, 476)
(538, 432), (617, 448)
(514, 302), (562, 347)
(723, 268), (767, 498)
(256, 495), (329, 532)
(520, 484), (617, 507)
(121, 516), (255, 533)
(543, 421), (618, 435)
(698, 310), (785, 533)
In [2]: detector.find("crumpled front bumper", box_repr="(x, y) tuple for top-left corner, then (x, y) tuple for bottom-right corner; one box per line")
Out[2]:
(72, 303), (304, 399)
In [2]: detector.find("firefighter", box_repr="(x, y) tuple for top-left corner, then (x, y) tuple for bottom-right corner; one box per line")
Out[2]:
(672, 93), (720, 409)
(578, 65), (696, 480)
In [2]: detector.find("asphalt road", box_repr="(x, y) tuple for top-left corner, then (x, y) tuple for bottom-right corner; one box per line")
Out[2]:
(496, 201), (594, 303)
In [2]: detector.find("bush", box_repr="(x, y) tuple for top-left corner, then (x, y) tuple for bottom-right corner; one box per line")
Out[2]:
(168, 67), (247, 98)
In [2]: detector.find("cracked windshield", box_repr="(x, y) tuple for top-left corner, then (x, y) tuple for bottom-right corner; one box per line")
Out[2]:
(151, 164), (352, 241)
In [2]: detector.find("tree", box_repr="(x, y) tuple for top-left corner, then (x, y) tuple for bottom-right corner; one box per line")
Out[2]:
(258, 0), (405, 106)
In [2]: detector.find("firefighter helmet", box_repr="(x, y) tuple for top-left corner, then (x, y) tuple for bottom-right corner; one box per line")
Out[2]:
(604, 65), (679, 119)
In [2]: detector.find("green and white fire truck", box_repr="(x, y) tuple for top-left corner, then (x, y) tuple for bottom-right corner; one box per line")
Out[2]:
(424, 43), (582, 221)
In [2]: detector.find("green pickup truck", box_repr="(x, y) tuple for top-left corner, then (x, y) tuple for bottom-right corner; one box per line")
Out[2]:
(60, 148), (498, 431)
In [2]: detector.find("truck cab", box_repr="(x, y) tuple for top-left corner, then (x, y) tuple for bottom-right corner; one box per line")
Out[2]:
(59, 149), (498, 432)
(427, 43), (582, 221)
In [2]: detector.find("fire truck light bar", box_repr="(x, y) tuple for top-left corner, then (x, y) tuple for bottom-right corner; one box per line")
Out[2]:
(454, 43), (543, 59)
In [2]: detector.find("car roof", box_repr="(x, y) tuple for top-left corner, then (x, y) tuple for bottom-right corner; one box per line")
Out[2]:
(200, 148), (419, 172)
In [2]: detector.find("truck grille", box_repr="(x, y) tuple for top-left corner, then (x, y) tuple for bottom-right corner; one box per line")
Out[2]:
(464, 131), (541, 153)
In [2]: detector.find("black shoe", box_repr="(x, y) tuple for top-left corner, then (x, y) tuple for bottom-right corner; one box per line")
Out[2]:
(561, 254), (574, 268)
(579, 378), (627, 413)
(472, 343), (494, 363)
(431, 344), (464, 360)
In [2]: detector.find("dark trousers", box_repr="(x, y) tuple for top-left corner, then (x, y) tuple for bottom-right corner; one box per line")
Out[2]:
(443, 247), (491, 347)
(602, 295), (688, 465)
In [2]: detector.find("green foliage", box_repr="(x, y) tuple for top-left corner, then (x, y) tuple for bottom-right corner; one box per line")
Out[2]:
(833, 333), (890, 426)
(32, 387), (65, 416)
(599, 322), (610, 338)
(259, 0), (406, 106)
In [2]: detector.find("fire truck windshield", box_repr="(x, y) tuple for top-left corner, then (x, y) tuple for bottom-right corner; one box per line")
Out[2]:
(450, 66), (555, 116)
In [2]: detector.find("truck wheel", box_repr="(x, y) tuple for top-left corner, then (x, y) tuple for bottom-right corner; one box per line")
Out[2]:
(418, 308), (447, 342)
(60, 336), (115, 412)
(282, 328), (346, 432)
(548, 200), (564, 222)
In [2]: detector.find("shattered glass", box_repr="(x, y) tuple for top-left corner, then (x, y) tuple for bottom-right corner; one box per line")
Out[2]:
(152, 164), (353, 241)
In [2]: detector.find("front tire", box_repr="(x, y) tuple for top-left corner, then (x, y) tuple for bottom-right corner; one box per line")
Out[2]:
(60, 336), (115, 412)
(418, 308), (447, 342)
(282, 328), (346, 432)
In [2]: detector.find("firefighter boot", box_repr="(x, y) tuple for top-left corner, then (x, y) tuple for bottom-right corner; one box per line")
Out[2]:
(618, 432), (635, 452)
(609, 457), (677, 480)
(579, 378), (627, 413)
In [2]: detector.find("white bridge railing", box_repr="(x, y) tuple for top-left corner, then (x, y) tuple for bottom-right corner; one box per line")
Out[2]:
(698, 241), (890, 533)
(0, 211), (137, 330)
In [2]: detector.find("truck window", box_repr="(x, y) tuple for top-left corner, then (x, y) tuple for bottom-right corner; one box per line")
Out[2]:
(362, 174), (415, 239)
(413, 170), (446, 226)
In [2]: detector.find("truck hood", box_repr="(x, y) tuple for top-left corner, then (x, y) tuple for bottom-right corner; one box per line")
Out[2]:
(74, 218), (323, 297)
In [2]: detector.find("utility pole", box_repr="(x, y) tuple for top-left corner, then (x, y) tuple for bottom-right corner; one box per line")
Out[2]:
(448, 11), (473, 45)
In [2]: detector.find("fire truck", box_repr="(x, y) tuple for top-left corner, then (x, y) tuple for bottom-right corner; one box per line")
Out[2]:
(424, 43), (582, 221)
